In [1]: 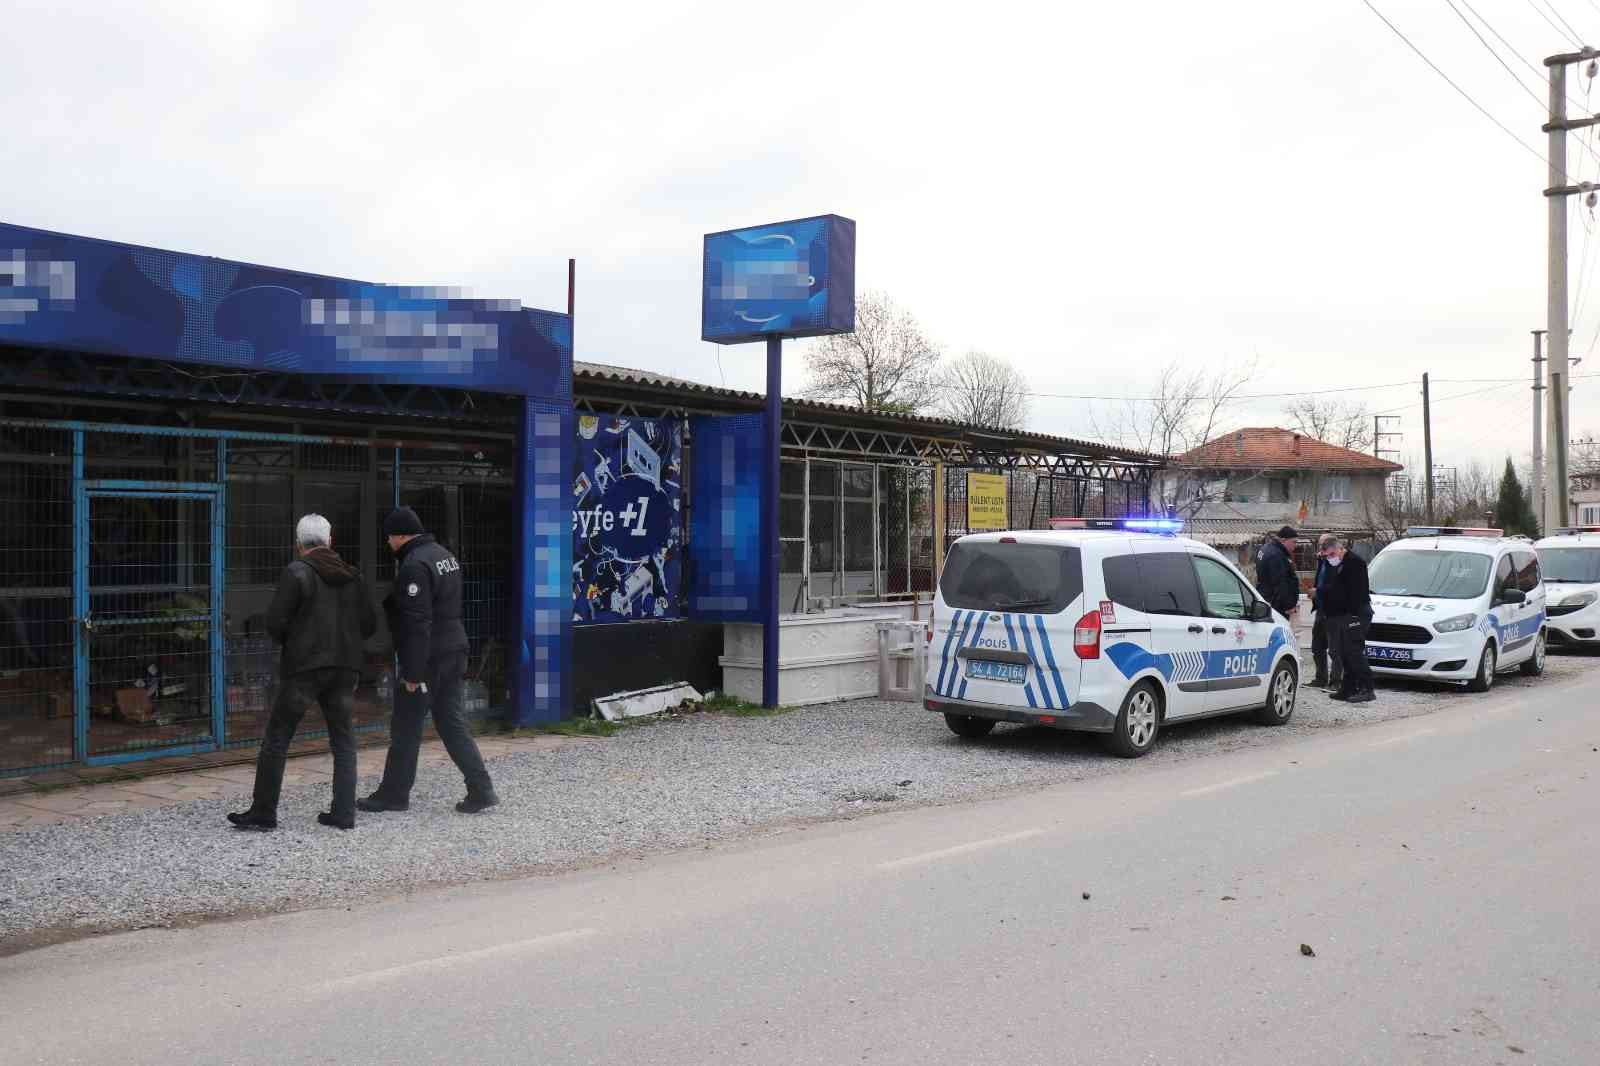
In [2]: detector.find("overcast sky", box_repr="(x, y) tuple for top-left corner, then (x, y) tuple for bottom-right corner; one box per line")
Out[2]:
(10, 1), (1600, 475)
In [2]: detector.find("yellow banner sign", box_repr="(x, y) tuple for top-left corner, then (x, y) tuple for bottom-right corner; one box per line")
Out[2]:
(967, 473), (1008, 530)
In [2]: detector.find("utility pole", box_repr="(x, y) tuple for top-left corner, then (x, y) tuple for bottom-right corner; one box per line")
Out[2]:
(1532, 329), (1546, 523)
(1544, 47), (1600, 531)
(1423, 372), (1434, 521)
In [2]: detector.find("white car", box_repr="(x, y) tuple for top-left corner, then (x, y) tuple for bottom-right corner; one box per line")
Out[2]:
(1364, 527), (1547, 691)
(1534, 526), (1600, 648)
(924, 519), (1301, 758)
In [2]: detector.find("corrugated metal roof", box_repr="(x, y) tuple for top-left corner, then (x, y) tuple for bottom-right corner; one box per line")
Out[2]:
(574, 359), (1164, 465)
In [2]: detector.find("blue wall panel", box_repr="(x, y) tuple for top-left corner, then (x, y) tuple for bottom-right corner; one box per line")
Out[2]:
(687, 414), (765, 622)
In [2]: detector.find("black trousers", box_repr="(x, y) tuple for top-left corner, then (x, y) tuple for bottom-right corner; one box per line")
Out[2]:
(1312, 614), (1344, 683)
(252, 668), (358, 819)
(374, 650), (493, 801)
(1329, 614), (1374, 694)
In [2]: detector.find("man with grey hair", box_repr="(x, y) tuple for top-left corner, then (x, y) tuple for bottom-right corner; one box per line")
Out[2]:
(228, 514), (376, 831)
(1308, 532), (1344, 689)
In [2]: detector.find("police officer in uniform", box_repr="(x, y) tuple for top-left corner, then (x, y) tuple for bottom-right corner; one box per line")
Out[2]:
(358, 507), (499, 814)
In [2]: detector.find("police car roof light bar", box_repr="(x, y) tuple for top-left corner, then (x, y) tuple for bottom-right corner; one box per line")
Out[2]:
(1553, 526), (1600, 535)
(1403, 525), (1503, 538)
(1048, 517), (1184, 534)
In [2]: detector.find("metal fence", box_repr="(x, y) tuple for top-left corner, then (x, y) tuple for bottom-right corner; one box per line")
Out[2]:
(939, 467), (1149, 549)
(0, 418), (515, 777)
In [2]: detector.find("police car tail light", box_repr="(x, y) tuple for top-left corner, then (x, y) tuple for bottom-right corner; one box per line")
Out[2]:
(1073, 610), (1102, 659)
(1432, 612), (1478, 633)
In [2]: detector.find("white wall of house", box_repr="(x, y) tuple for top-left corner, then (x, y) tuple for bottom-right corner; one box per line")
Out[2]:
(1167, 468), (1390, 522)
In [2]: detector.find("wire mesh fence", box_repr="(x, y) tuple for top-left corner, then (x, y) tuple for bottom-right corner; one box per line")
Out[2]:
(0, 419), (518, 777)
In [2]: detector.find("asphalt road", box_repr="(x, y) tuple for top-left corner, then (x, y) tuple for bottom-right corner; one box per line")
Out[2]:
(4, 679), (1596, 1066)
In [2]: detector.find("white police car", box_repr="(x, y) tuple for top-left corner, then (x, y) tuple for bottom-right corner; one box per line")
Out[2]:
(924, 518), (1301, 757)
(1534, 526), (1600, 648)
(1364, 527), (1546, 691)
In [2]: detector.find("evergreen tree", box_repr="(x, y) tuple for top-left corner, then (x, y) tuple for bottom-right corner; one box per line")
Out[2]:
(1494, 458), (1539, 537)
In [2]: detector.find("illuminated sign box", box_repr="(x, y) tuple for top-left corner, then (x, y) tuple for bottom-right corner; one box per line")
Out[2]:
(701, 214), (855, 345)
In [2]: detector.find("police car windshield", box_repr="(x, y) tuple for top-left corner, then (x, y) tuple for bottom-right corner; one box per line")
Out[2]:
(1537, 547), (1600, 583)
(1368, 549), (1491, 599)
(940, 542), (1083, 614)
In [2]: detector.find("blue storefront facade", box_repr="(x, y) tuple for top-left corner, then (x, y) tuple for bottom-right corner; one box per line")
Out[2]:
(0, 223), (573, 776)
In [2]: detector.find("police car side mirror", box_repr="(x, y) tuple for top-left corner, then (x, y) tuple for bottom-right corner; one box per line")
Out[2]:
(1250, 600), (1273, 622)
(1497, 588), (1526, 606)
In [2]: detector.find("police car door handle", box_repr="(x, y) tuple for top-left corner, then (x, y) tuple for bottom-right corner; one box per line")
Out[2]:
(1188, 624), (1204, 634)
(1211, 626), (1228, 635)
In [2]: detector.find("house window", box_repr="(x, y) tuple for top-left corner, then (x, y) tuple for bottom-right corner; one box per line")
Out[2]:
(1581, 503), (1600, 525)
(1267, 478), (1291, 503)
(1327, 476), (1351, 504)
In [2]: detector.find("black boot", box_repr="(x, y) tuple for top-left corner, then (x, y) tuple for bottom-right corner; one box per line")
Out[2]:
(455, 790), (500, 814)
(226, 808), (277, 831)
(356, 792), (409, 813)
(1328, 688), (1351, 702)
(1346, 688), (1376, 704)
(1306, 674), (1329, 689)
(318, 811), (355, 830)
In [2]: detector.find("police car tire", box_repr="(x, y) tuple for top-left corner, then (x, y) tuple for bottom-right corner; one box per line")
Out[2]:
(1519, 631), (1547, 677)
(1102, 682), (1161, 758)
(1467, 642), (1496, 693)
(1253, 660), (1298, 726)
(944, 713), (997, 739)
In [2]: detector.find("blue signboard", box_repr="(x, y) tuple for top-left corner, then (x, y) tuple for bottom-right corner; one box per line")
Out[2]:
(572, 415), (683, 624)
(0, 222), (567, 398)
(701, 214), (855, 344)
(686, 414), (766, 621)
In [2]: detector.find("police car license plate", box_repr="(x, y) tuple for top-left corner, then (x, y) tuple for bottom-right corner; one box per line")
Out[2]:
(1366, 646), (1413, 662)
(965, 659), (1028, 684)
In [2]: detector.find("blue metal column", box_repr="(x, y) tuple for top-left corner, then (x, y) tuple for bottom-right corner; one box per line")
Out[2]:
(70, 430), (87, 763)
(762, 335), (782, 708)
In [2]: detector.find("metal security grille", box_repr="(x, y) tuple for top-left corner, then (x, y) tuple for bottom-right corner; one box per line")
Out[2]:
(0, 418), (516, 778)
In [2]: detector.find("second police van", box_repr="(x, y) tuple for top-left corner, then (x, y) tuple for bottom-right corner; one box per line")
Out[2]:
(924, 518), (1301, 758)
(1533, 526), (1600, 648)
(1363, 526), (1547, 690)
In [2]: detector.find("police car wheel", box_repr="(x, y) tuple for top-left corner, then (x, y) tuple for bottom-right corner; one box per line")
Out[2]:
(1467, 643), (1497, 693)
(1519, 631), (1547, 677)
(1102, 682), (1161, 758)
(944, 713), (997, 739)
(1253, 661), (1297, 726)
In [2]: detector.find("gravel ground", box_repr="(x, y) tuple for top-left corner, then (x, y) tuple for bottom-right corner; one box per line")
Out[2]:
(2, 648), (1593, 948)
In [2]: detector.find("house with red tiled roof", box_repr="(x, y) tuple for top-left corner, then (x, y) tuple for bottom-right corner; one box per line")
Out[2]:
(1167, 427), (1404, 531)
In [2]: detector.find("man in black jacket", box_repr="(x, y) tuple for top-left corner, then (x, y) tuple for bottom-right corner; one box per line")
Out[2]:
(1255, 525), (1302, 618)
(359, 507), (498, 814)
(228, 514), (376, 831)
(1320, 535), (1376, 703)
(1307, 533), (1344, 690)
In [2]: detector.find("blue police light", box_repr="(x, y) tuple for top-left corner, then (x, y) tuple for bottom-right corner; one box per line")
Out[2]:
(1049, 517), (1183, 534)
(1122, 519), (1185, 533)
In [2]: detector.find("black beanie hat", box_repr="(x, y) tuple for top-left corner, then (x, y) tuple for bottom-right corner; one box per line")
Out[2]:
(384, 507), (425, 537)
(1275, 525), (1299, 540)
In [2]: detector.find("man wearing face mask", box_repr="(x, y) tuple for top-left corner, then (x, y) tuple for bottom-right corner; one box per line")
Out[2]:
(1318, 535), (1375, 703)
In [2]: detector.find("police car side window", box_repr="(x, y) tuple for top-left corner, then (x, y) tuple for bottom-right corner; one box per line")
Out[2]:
(1101, 555), (1146, 613)
(1514, 551), (1541, 593)
(1494, 555), (1515, 594)
(1137, 552), (1204, 617)
(1192, 555), (1250, 620)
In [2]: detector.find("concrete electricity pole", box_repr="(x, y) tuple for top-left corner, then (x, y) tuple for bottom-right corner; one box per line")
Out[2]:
(1532, 329), (1546, 523)
(1423, 372), (1434, 521)
(1544, 48), (1600, 531)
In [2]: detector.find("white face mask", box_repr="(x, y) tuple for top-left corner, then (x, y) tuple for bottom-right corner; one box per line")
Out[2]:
(1327, 553), (1342, 566)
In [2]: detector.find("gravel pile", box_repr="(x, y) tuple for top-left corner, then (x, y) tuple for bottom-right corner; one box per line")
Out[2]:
(1, 650), (1590, 946)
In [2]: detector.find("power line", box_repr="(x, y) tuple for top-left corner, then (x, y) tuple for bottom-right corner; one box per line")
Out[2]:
(1363, 0), (1563, 174)
(1527, 0), (1583, 48)
(1446, 0), (1551, 113)
(1459, 0), (1598, 113)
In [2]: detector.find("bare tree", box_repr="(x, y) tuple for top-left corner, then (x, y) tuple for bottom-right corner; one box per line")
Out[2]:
(802, 290), (942, 412)
(937, 351), (1031, 428)
(1092, 357), (1257, 516)
(1283, 397), (1375, 453)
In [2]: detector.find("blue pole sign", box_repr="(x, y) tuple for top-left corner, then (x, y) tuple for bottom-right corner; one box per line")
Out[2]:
(701, 214), (855, 707)
(701, 215), (855, 344)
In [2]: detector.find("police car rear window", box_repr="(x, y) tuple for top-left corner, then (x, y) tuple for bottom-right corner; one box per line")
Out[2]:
(1538, 547), (1600, 583)
(1369, 550), (1491, 598)
(940, 542), (1082, 614)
